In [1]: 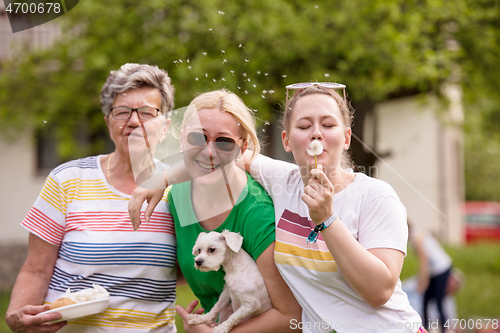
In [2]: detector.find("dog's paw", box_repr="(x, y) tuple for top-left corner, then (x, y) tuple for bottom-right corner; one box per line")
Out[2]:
(187, 313), (210, 325)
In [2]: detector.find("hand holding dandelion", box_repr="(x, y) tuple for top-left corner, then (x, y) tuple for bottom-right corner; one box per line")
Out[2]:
(307, 140), (323, 169)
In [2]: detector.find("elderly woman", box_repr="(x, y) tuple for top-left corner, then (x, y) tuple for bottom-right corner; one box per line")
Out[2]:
(6, 63), (177, 333)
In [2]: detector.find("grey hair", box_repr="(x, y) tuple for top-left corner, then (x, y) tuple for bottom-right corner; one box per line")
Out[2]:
(100, 63), (175, 116)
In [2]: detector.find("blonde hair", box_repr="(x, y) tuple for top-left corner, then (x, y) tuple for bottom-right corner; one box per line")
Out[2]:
(283, 85), (355, 169)
(182, 89), (261, 159)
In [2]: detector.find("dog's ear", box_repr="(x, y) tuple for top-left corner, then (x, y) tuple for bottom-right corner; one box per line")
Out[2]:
(220, 230), (243, 253)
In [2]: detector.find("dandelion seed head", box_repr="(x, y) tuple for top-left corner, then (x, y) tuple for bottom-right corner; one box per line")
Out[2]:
(307, 140), (324, 156)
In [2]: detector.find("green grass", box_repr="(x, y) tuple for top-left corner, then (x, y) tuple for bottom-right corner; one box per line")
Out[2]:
(0, 291), (11, 333)
(1, 244), (499, 332)
(175, 284), (201, 333)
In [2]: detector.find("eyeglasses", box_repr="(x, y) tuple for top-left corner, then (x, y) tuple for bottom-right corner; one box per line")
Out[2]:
(285, 82), (346, 107)
(110, 106), (161, 120)
(187, 132), (239, 152)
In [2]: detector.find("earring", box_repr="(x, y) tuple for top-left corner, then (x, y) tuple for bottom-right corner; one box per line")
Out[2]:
(180, 150), (183, 153)
(236, 158), (240, 162)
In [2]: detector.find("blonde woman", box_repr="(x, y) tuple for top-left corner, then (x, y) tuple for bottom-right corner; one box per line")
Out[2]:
(132, 89), (301, 333)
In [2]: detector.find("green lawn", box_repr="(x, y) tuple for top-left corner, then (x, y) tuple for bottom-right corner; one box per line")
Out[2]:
(2, 243), (499, 333)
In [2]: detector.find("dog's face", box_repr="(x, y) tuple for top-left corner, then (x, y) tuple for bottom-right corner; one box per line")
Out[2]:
(192, 230), (243, 272)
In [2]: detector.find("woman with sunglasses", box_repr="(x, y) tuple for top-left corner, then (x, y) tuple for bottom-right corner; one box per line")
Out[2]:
(130, 84), (423, 332)
(152, 89), (300, 333)
(245, 83), (424, 333)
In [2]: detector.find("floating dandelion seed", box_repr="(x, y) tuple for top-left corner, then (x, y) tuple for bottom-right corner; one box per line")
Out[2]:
(187, 59), (190, 63)
(230, 70), (235, 75)
(242, 73), (247, 77)
(244, 59), (249, 63)
(257, 71), (261, 74)
(188, 66), (192, 69)
(261, 95), (266, 98)
(262, 128), (266, 132)
(223, 59), (227, 63)
(203, 52), (207, 56)
(248, 78), (251, 82)
(195, 77), (199, 81)
(253, 84), (257, 88)
(213, 78), (216, 82)
(238, 43), (243, 48)
(265, 121), (270, 125)
(269, 90), (275, 94)
(244, 90), (248, 94)
(315, 5), (319, 8)
(179, 59), (183, 63)
(262, 90), (267, 94)
(205, 73), (208, 77)
(221, 77), (226, 81)
(282, 74), (287, 78)
(217, 10), (225, 15)
(324, 73), (330, 77)
(209, 28), (213, 33)
(237, 86), (241, 89)
(221, 50), (225, 53)
(307, 140), (324, 169)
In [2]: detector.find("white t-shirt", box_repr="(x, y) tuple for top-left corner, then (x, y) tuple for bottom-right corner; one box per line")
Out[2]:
(22, 156), (177, 332)
(410, 227), (452, 277)
(250, 156), (422, 333)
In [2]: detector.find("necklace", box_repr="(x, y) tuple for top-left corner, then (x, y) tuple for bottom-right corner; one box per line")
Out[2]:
(107, 153), (114, 188)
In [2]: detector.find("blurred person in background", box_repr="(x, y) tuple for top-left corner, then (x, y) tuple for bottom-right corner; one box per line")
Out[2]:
(408, 220), (453, 333)
(6, 63), (177, 333)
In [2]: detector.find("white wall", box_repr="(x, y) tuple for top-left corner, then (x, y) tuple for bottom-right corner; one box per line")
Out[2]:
(0, 134), (46, 245)
(374, 95), (464, 244)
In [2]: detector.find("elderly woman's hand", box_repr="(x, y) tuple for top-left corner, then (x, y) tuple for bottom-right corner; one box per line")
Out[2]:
(128, 186), (165, 230)
(6, 304), (67, 333)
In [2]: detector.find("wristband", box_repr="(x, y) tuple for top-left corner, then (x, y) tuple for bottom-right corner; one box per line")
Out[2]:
(307, 213), (338, 244)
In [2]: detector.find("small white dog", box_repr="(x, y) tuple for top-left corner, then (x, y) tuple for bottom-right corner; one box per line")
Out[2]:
(187, 230), (272, 333)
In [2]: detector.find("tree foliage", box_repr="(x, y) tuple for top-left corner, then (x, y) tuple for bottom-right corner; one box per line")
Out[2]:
(1, 0), (499, 198)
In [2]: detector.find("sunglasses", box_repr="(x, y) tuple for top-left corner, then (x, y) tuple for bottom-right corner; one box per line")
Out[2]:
(187, 132), (240, 152)
(285, 82), (347, 107)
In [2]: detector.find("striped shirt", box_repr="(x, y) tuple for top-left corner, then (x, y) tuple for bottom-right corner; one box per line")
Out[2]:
(22, 155), (177, 332)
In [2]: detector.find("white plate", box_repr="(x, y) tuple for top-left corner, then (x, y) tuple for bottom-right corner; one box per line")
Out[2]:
(40, 297), (110, 323)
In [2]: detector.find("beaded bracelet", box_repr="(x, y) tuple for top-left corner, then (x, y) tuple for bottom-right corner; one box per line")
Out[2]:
(307, 213), (338, 244)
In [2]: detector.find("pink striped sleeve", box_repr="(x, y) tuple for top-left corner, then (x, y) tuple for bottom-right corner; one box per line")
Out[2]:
(22, 207), (65, 246)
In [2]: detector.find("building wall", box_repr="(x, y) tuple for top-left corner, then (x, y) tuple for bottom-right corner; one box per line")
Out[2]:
(0, 134), (46, 245)
(374, 94), (464, 244)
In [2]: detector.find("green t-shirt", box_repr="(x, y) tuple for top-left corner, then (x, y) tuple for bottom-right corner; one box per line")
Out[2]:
(169, 173), (275, 311)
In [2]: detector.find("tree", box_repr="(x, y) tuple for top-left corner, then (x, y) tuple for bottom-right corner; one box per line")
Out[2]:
(1, 0), (499, 196)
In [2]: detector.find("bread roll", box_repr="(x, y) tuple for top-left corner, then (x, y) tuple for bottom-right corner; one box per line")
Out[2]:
(50, 297), (76, 309)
